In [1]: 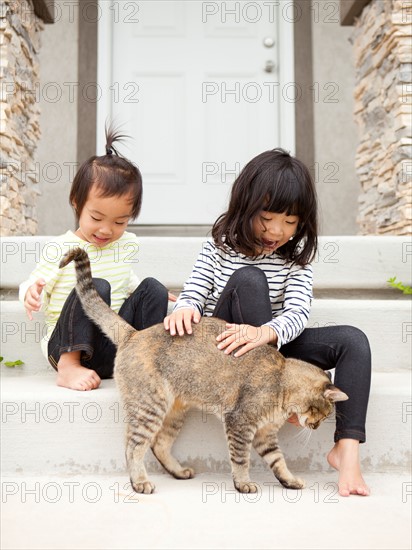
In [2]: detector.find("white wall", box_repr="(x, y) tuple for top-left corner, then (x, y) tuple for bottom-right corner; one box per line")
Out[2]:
(36, 0), (79, 234)
(312, 0), (359, 235)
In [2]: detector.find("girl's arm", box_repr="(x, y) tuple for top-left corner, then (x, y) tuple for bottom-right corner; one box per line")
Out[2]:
(264, 263), (313, 348)
(216, 263), (313, 357)
(22, 279), (46, 320)
(164, 240), (217, 334)
(172, 240), (218, 316)
(19, 259), (60, 319)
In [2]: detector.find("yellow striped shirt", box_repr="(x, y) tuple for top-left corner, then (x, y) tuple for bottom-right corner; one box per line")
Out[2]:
(19, 230), (141, 358)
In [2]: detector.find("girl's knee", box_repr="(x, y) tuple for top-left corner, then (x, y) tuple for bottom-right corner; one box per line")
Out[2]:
(337, 325), (371, 359)
(140, 277), (168, 299)
(92, 278), (111, 301)
(230, 266), (267, 287)
(341, 325), (369, 345)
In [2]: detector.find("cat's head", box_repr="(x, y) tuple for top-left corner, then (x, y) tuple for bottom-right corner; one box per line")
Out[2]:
(284, 359), (348, 429)
(296, 383), (348, 429)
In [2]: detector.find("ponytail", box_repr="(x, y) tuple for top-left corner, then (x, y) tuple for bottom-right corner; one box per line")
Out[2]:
(70, 121), (143, 221)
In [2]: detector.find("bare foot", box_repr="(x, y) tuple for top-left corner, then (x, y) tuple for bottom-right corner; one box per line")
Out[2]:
(56, 353), (101, 391)
(327, 439), (370, 497)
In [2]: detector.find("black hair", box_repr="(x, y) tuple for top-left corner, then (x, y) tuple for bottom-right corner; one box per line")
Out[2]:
(69, 123), (142, 221)
(212, 148), (318, 265)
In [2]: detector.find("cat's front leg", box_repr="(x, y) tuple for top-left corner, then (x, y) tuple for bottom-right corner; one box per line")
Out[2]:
(253, 424), (305, 490)
(224, 414), (259, 493)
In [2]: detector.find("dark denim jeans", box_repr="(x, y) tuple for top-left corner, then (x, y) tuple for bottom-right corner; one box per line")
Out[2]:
(213, 266), (371, 443)
(48, 277), (168, 379)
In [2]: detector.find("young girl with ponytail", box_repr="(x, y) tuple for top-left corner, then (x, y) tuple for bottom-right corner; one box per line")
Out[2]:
(20, 126), (173, 391)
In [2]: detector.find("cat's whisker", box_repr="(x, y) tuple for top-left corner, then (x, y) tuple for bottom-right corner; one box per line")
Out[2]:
(302, 428), (313, 447)
(300, 427), (312, 447)
(288, 429), (303, 441)
(289, 426), (310, 443)
(288, 424), (314, 447)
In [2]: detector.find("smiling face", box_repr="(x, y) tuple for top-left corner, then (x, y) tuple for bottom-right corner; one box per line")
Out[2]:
(74, 185), (134, 247)
(252, 211), (299, 254)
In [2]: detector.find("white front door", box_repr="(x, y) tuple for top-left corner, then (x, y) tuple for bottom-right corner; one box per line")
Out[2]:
(97, 1), (295, 224)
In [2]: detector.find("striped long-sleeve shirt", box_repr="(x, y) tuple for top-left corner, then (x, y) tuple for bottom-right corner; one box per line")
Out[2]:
(173, 240), (313, 348)
(19, 230), (141, 358)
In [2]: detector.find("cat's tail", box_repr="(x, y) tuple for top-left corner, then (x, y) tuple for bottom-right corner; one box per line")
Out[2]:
(59, 247), (136, 347)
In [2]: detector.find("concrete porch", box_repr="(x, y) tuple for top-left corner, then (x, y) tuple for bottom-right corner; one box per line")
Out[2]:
(1, 235), (411, 549)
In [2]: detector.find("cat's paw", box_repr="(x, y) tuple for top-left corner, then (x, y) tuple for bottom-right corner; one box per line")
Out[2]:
(172, 467), (195, 480)
(175, 467), (195, 479)
(281, 477), (305, 490)
(235, 481), (260, 494)
(131, 480), (156, 494)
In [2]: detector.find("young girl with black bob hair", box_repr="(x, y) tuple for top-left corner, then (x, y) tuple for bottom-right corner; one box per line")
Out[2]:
(165, 148), (371, 497)
(20, 125), (173, 391)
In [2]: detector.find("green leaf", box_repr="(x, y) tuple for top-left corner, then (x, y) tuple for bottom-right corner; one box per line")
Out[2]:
(387, 276), (412, 294)
(3, 360), (24, 368)
(0, 356), (3, 363)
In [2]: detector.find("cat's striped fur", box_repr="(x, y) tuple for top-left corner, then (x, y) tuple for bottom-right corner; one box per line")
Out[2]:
(60, 248), (348, 494)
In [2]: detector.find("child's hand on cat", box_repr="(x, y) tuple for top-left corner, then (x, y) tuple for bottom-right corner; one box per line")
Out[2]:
(24, 278), (46, 320)
(164, 307), (201, 336)
(216, 323), (278, 357)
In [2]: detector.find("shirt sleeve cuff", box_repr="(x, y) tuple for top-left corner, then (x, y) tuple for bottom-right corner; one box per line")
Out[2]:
(264, 321), (284, 349)
(173, 300), (203, 316)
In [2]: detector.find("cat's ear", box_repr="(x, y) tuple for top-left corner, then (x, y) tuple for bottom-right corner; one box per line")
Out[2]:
(324, 385), (349, 402)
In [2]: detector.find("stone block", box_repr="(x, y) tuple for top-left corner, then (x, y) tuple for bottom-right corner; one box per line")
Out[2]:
(1, 0), (42, 236)
(352, 0), (412, 235)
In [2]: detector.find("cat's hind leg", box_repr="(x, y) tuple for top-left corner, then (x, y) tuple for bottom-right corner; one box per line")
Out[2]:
(151, 399), (195, 480)
(125, 390), (171, 494)
(253, 424), (305, 489)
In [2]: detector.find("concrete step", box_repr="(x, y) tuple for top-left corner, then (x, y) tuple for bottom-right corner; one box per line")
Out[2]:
(1, 235), (411, 291)
(1, 371), (410, 476)
(1, 472), (410, 550)
(1, 299), (410, 372)
(307, 299), (411, 372)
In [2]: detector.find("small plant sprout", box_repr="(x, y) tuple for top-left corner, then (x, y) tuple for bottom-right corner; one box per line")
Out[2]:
(0, 357), (25, 368)
(387, 277), (412, 295)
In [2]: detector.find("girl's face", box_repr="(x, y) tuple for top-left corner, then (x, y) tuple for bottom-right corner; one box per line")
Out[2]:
(74, 185), (133, 246)
(252, 210), (299, 254)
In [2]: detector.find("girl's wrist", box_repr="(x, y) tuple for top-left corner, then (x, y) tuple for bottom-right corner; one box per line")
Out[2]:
(262, 325), (278, 346)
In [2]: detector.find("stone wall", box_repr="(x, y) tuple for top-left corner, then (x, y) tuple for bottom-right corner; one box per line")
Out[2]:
(352, 0), (412, 234)
(0, 0), (43, 236)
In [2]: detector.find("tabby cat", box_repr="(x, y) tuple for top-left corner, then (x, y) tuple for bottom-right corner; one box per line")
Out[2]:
(60, 248), (348, 494)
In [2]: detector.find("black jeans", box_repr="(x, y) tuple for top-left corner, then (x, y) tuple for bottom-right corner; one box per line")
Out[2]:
(48, 277), (168, 379)
(213, 266), (371, 443)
